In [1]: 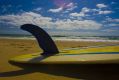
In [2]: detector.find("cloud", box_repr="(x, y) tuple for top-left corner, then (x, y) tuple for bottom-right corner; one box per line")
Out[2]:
(111, 2), (116, 4)
(65, 2), (77, 11)
(70, 12), (85, 17)
(1, 5), (13, 13)
(98, 10), (112, 14)
(0, 12), (52, 28)
(54, 19), (102, 30)
(92, 9), (99, 12)
(81, 7), (90, 13)
(71, 6), (112, 16)
(49, 7), (63, 13)
(49, 2), (77, 13)
(102, 29), (118, 32)
(108, 24), (119, 27)
(0, 12), (102, 30)
(106, 18), (119, 22)
(96, 4), (107, 8)
(91, 9), (113, 15)
(34, 7), (42, 12)
(70, 7), (90, 17)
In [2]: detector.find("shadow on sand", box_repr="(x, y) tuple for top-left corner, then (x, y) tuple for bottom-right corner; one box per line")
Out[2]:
(0, 62), (119, 80)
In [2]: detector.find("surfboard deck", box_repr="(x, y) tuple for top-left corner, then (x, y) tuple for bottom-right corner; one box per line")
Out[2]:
(9, 45), (119, 64)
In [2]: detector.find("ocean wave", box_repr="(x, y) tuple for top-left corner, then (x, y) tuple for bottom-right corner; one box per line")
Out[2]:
(0, 36), (119, 42)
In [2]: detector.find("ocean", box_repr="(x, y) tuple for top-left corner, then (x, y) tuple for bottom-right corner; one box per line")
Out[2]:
(0, 34), (119, 42)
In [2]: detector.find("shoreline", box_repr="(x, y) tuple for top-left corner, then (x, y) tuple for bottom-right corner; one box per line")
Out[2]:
(0, 37), (119, 42)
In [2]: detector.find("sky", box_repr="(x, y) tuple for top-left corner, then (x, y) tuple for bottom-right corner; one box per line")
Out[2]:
(0, 0), (119, 36)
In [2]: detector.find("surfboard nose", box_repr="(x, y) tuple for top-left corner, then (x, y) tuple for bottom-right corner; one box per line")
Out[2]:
(21, 24), (59, 55)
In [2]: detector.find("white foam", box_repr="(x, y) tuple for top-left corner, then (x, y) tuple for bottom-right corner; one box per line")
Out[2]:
(54, 38), (119, 42)
(0, 36), (119, 42)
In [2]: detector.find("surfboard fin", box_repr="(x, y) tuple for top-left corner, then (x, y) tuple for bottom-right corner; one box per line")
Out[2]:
(21, 24), (59, 55)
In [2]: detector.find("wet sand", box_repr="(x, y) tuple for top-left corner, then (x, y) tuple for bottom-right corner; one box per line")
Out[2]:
(0, 38), (119, 80)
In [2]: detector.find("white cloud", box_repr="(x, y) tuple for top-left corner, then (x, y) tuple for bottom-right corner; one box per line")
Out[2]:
(81, 7), (90, 13)
(91, 9), (113, 15)
(48, 7), (63, 13)
(98, 10), (112, 14)
(106, 18), (119, 22)
(70, 7), (90, 17)
(66, 3), (74, 7)
(0, 12), (102, 30)
(70, 12), (85, 17)
(96, 4), (107, 8)
(92, 9), (100, 12)
(102, 29), (118, 32)
(66, 5), (77, 11)
(0, 12), (52, 28)
(108, 24), (119, 27)
(74, 6), (112, 15)
(54, 19), (102, 30)
(66, 2), (77, 11)
(49, 2), (77, 13)
(34, 7), (42, 11)
(111, 2), (116, 4)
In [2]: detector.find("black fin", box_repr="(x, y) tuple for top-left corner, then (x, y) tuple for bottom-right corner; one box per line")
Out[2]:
(21, 24), (59, 55)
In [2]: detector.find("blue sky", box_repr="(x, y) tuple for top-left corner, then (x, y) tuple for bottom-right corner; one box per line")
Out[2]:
(0, 0), (119, 36)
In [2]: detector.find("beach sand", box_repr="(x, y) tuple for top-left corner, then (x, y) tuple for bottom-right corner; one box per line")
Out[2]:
(0, 38), (119, 80)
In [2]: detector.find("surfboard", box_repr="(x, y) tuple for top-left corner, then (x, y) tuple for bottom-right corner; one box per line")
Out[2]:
(9, 24), (119, 65)
(9, 45), (119, 64)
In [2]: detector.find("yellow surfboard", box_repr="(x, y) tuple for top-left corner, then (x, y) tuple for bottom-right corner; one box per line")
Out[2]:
(9, 45), (119, 64)
(9, 24), (119, 65)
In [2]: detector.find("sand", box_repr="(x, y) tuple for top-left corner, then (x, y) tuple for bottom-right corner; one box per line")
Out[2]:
(0, 38), (119, 80)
